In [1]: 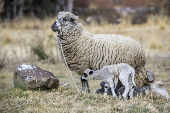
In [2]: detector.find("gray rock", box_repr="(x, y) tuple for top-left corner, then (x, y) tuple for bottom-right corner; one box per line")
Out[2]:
(146, 70), (155, 83)
(13, 63), (59, 89)
(60, 82), (70, 90)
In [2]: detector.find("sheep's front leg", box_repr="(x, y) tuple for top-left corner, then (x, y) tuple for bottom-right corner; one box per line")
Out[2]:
(108, 79), (117, 98)
(81, 77), (90, 93)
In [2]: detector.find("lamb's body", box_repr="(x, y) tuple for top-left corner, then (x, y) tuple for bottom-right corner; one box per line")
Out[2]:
(82, 63), (136, 98)
(52, 11), (148, 87)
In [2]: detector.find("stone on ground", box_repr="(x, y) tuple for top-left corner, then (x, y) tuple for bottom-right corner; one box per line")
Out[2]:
(60, 82), (70, 90)
(13, 63), (59, 89)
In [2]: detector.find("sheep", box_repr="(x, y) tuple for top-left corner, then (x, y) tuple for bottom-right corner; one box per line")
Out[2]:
(51, 11), (149, 90)
(81, 63), (136, 99)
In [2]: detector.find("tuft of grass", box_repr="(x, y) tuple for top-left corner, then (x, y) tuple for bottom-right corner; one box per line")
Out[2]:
(159, 23), (166, 30)
(32, 45), (49, 61)
(0, 50), (8, 70)
(150, 40), (158, 49)
(158, 44), (164, 50)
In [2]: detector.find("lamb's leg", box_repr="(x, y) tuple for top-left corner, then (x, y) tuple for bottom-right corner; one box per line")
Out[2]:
(104, 82), (109, 96)
(119, 73), (130, 99)
(122, 85), (130, 99)
(129, 85), (134, 98)
(108, 79), (117, 98)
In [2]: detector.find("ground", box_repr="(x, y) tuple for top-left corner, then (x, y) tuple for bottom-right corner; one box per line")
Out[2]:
(0, 16), (170, 112)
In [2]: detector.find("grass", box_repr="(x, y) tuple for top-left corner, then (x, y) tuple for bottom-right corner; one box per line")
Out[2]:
(0, 15), (170, 112)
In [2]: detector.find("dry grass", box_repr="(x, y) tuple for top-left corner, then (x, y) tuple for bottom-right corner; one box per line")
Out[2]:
(0, 15), (170, 112)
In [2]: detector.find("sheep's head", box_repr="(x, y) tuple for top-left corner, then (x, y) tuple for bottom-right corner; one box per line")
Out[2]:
(81, 69), (94, 81)
(51, 11), (80, 34)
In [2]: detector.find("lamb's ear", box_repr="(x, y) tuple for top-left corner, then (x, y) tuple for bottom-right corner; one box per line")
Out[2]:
(89, 71), (93, 75)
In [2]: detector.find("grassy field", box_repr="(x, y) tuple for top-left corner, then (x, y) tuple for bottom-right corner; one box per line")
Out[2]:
(0, 15), (170, 112)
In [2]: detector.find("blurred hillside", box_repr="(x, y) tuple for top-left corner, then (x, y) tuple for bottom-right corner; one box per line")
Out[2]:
(0, 0), (169, 22)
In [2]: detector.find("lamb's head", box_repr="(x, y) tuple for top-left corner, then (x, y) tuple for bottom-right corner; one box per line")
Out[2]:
(51, 11), (80, 34)
(81, 69), (94, 81)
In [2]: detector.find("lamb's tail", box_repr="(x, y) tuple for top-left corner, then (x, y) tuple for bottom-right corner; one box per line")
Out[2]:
(131, 68), (136, 87)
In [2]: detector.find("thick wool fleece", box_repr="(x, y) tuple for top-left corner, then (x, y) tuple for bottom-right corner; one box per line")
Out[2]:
(56, 12), (148, 87)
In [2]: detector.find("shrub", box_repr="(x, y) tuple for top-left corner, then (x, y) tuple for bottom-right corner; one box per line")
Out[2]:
(32, 45), (48, 60)
(0, 50), (8, 70)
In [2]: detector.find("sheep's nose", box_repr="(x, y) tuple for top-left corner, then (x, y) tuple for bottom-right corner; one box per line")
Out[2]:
(83, 73), (88, 78)
(51, 21), (57, 32)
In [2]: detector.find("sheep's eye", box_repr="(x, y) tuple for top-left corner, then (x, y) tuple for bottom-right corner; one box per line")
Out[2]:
(70, 18), (74, 22)
(89, 71), (93, 75)
(83, 73), (88, 78)
(63, 18), (67, 21)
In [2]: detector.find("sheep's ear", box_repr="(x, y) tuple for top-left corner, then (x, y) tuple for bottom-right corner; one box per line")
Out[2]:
(75, 16), (79, 21)
(70, 16), (79, 22)
(89, 71), (93, 75)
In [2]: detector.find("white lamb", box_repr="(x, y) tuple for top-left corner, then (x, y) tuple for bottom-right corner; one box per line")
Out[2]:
(81, 63), (136, 99)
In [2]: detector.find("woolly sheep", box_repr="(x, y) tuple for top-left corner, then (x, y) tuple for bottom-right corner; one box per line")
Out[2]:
(51, 11), (149, 88)
(81, 63), (136, 99)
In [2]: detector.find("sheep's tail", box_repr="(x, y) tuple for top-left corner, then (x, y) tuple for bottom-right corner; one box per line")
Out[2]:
(131, 68), (136, 87)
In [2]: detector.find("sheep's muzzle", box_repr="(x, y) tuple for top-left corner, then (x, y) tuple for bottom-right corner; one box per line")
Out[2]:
(51, 21), (58, 32)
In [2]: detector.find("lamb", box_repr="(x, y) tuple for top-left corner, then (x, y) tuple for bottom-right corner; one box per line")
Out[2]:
(149, 81), (170, 100)
(98, 81), (170, 100)
(81, 63), (136, 99)
(96, 81), (148, 97)
(51, 11), (149, 90)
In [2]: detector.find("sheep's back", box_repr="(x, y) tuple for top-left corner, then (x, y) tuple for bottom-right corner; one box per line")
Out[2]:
(89, 34), (145, 70)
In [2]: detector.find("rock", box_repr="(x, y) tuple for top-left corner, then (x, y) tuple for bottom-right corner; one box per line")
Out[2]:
(60, 82), (70, 90)
(13, 63), (59, 89)
(146, 70), (155, 83)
